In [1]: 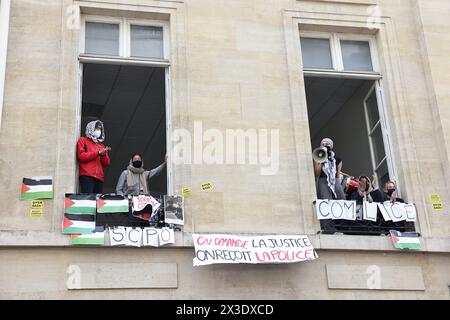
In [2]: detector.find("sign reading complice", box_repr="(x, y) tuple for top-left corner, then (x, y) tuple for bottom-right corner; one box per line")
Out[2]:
(192, 234), (317, 266)
(315, 200), (417, 222)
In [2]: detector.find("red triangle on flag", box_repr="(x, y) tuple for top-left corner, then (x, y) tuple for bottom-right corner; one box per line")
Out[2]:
(65, 197), (75, 210)
(63, 216), (74, 230)
(97, 199), (105, 209)
(21, 183), (30, 194)
(70, 234), (81, 239)
(391, 235), (399, 244)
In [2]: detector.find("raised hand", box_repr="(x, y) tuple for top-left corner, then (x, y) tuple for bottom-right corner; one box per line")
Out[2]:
(390, 190), (398, 203)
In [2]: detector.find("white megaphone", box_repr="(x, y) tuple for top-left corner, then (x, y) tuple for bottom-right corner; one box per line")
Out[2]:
(312, 147), (328, 163)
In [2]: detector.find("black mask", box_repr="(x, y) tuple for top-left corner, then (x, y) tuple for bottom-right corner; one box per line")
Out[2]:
(132, 160), (142, 168)
(387, 189), (395, 196)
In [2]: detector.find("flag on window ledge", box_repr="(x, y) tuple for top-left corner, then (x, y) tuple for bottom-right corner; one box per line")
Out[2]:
(97, 195), (129, 213)
(70, 232), (104, 245)
(389, 230), (421, 250)
(64, 193), (96, 214)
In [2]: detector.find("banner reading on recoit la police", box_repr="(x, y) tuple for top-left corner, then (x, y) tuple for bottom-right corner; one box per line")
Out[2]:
(192, 234), (318, 266)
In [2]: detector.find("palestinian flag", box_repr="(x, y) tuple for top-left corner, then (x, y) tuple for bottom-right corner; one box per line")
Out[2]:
(64, 194), (96, 214)
(63, 214), (95, 234)
(97, 195), (129, 213)
(21, 177), (53, 200)
(70, 232), (104, 245)
(390, 230), (421, 250)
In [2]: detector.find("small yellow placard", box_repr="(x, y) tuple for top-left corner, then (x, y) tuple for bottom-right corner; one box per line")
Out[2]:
(31, 200), (44, 209)
(182, 187), (192, 197)
(30, 208), (43, 217)
(429, 194), (443, 211)
(429, 194), (441, 203)
(201, 182), (213, 191)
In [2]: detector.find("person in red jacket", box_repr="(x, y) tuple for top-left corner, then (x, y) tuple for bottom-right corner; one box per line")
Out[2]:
(77, 120), (111, 194)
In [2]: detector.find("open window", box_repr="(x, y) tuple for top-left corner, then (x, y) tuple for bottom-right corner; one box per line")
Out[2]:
(305, 77), (392, 188)
(77, 15), (171, 227)
(301, 32), (411, 235)
(81, 63), (167, 194)
(301, 32), (394, 187)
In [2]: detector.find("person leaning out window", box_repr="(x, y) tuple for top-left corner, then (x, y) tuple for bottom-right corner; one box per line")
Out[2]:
(116, 153), (167, 196)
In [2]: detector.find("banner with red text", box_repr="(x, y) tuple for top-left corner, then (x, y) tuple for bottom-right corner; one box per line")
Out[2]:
(192, 234), (318, 266)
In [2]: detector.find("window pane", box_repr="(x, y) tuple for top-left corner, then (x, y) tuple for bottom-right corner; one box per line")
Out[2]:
(341, 40), (373, 71)
(300, 38), (333, 69)
(376, 159), (389, 187)
(370, 125), (386, 165)
(366, 89), (380, 130)
(85, 22), (119, 55)
(131, 25), (164, 59)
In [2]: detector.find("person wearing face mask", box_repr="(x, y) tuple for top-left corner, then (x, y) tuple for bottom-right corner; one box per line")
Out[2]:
(382, 180), (404, 203)
(351, 175), (383, 204)
(313, 138), (346, 200)
(115, 153), (167, 196)
(77, 120), (111, 193)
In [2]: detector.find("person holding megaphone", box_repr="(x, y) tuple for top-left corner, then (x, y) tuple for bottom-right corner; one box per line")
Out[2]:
(313, 138), (346, 200)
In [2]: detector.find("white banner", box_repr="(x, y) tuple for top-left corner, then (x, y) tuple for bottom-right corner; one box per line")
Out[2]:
(142, 227), (160, 247)
(316, 200), (416, 222)
(363, 201), (378, 222)
(159, 227), (175, 246)
(125, 227), (142, 247)
(316, 200), (356, 220)
(108, 227), (174, 247)
(192, 234), (317, 266)
(110, 227), (126, 246)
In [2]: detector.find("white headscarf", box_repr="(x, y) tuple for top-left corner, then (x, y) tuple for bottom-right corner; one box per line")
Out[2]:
(85, 120), (105, 143)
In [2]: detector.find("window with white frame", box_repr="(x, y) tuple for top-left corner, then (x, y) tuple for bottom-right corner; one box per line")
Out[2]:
(300, 33), (377, 73)
(301, 31), (410, 234)
(301, 32), (398, 199)
(81, 16), (168, 60)
(78, 15), (171, 219)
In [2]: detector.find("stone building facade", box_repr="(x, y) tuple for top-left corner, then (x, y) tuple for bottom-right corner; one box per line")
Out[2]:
(0, 0), (449, 299)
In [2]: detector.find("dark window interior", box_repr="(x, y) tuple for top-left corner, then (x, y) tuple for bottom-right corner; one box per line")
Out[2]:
(80, 63), (167, 194)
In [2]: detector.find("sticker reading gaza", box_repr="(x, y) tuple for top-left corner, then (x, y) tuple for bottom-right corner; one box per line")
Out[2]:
(192, 234), (317, 266)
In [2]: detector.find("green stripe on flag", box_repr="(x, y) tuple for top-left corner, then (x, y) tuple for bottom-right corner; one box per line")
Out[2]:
(98, 205), (129, 213)
(71, 234), (104, 245)
(21, 191), (53, 200)
(394, 242), (421, 250)
(63, 226), (95, 234)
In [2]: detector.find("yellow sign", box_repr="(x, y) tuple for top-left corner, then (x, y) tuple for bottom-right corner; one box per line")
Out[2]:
(429, 194), (441, 203)
(429, 194), (443, 211)
(432, 203), (443, 210)
(31, 200), (44, 209)
(182, 187), (192, 197)
(201, 182), (213, 191)
(30, 208), (43, 217)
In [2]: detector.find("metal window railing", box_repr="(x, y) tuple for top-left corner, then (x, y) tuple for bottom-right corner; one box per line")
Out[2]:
(319, 212), (416, 236)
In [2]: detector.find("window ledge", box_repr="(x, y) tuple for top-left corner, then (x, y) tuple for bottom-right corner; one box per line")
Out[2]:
(1, 230), (449, 253)
(315, 234), (450, 253)
(0, 230), (186, 248)
(298, 0), (377, 5)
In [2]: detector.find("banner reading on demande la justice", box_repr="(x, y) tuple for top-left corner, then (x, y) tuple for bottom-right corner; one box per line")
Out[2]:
(192, 234), (318, 266)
